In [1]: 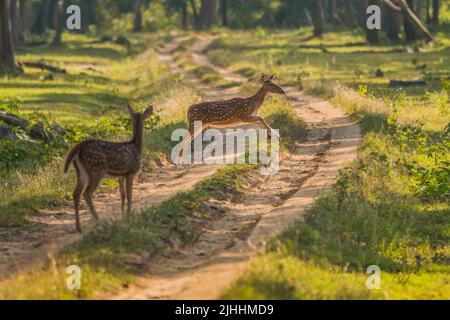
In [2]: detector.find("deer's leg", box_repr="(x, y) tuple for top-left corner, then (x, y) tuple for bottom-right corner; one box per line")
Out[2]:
(73, 162), (88, 233)
(242, 116), (277, 138)
(177, 123), (208, 164)
(125, 175), (134, 217)
(83, 174), (101, 221)
(176, 122), (195, 161)
(118, 177), (126, 217)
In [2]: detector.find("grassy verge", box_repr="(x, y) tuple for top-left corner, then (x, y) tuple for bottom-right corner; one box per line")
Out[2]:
(209, 29), (449, 299)
(0, 165), (254, 299)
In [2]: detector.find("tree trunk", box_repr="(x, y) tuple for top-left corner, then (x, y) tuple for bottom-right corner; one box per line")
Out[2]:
(10, 0), (20, 45)
(403, 0), (416, 40)
(399, 0), (434, 41)
(201, 0), (217, 29)
(384, 0), (434, 42)
(189, 0), (200, 28)
(426, 0), (431, 24)
(181, 2), (188, 29)
(220, 0), (228, 27)
(344, 0), (357, 27)
(385, 3), (400, 41)
(31, 0), (51, 35)
(133, 0), (143, 32)
(313, 0), (324, 37)
(432, 0), (440, 24)
(366, 0), (379, 44)
(19, 0), (25, 42)
(51, 0), (62, 45)
(0, 0), (18, 72)
(329, 0), (337, 24)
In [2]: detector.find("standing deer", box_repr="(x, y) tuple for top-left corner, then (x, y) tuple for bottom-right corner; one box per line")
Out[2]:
(64, 105), (154, 233)
(176, 74), (285, 162)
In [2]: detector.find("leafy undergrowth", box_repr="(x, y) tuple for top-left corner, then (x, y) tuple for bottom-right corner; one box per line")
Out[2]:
(0, 165), (254, 299)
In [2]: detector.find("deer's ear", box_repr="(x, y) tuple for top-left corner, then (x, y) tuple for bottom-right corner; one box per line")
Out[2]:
(143, 105), (154, 119)
(127, 104), (134, 116)
(268, 74), (275, 81)
(260, 73), (267, 82)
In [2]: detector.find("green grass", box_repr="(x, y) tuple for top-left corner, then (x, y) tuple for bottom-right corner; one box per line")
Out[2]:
(225, 133), (449, 299)
(0, 165), (254, 299)
(209, 27), (450, 299)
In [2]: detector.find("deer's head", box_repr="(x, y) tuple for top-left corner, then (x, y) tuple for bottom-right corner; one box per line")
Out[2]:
(127, 104), (154, 133)
(261, 74), (285, 95)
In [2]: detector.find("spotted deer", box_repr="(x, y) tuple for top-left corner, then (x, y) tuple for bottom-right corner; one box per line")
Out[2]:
(176, 74), (285, 162)
(64, 105), (154, 232)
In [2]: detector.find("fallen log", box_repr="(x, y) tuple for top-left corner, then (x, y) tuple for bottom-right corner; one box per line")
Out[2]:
(389, 79), (426, 87)
(18, 61), (67, 74)
(0, 110), (66, 141)
(0, 110), (28, 127)
(88, 35), (132, 50)
(0, 126), (15, 139)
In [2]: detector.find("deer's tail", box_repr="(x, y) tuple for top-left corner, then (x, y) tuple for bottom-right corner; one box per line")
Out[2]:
(64, 143), (82, 175)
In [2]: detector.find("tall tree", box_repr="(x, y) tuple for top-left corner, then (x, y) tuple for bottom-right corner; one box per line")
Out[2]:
(189, 0), (200, 28)
(181, 1), (188, 28)
(383, 0), (434, 42)
(385, 2), (400, 41)
(344, 0), (357, 28)
(432, 0), (440, 24)
(403, 0), (416, 40)
(201, 0), (217, 29)
(133, 0), (143, 32)
(328, 0), (337, 24)
(0, 0), (18, 72)
(313, 0), (325, 37)
(51, 0), (63, 45)
(10, 0), (20, 45)
(366, 0), (379, 44)
(220, 0), (228, 27)
(426, 0), (431, 24)
(31, 0), (51, 35)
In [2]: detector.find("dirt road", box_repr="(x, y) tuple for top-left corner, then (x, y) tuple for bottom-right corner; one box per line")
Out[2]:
(106, 36), (361, 300)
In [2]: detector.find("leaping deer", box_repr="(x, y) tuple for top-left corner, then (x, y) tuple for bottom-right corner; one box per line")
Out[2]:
(64, 105), (154, 233)
(176, 74), (285, 163)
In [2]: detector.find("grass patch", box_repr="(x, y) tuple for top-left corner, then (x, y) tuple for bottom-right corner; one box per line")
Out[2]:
(0, 165), (254, 299)
(225, 133), (449, 300)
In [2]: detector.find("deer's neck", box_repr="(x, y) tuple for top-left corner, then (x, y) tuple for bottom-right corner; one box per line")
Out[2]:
(131, 122), (144, 154)
(248, 86), (268, 112)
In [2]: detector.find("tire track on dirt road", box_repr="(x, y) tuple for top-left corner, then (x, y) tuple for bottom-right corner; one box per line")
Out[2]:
(107, 36), (361, 300)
